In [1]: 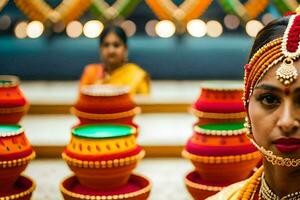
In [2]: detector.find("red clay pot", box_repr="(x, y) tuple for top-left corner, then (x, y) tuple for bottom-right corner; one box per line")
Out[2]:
(0, 75), (28, 124)
(63, 149), (145, 190)
(183, 123), (262, 184)
(191, 158), (260, 184)
(192, 81), (245, 114)
(0, 175), (35, 200)
(72, 85), (140, 125)
(0, 125), (35, 191)
(68, 161), (139, 190)
(74, 85), (136, 114)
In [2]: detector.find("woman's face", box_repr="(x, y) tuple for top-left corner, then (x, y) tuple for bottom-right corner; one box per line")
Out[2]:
(249, 59), (300, 159)
(100, 32), (127, 66)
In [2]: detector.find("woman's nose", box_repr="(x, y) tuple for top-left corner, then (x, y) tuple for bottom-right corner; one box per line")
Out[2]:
(277, 101), (300, 135)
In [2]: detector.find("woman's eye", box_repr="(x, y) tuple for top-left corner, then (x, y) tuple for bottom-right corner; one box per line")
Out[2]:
(257, 94), (280, 107)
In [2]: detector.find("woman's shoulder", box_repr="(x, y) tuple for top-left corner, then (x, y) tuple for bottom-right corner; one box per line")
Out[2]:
(84, 63), (104, 71)
(206, 180), (246, 200)
(122, 63), (147, 74)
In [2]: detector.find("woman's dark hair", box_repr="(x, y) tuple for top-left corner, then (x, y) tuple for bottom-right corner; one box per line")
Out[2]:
(248, 16), (290, 61)
(99, 25), (127, 46)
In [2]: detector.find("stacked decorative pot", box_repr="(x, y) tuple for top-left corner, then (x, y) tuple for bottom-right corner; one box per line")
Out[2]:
(0, 76), (35, 200)
(61, 84), (151, 200)
(183, 81), (262, 200)
(71, 85), (140, 128)
(0, 76), (29, 124)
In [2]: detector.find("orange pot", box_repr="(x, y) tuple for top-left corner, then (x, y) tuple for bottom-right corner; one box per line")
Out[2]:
(0, 125), (35, 191)
(191, 158), (259, 184)
(0, 75), (29, 124)
(75, 85), (136, 114)
(63, 124), (144, 190)
(183, 150), (261, 184)
(72, 85), (139, 124)
(65, 159), (140, 190)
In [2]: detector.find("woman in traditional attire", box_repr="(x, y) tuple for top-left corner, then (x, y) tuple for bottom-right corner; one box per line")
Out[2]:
(207, 9), (300, 200)
(80, 26), (150, 95)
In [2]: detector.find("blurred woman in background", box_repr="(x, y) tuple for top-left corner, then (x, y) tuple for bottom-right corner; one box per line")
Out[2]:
(80, 25), (150, 95)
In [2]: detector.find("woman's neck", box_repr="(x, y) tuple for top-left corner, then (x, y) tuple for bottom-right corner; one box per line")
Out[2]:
(104, 61), (125, 74)
(264, 160), (300, 198)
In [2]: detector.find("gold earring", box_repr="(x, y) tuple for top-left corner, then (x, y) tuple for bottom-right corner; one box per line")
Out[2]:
(244, 117), (252, 138)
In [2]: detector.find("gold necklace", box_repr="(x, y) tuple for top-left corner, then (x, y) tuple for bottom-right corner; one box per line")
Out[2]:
(237, 167), (263, 200)
(259, 174), (300, 200)
(250, 139), (300, 167)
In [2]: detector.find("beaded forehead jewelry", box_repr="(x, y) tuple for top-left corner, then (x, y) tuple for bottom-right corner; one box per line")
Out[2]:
(244, 7), (300, 106)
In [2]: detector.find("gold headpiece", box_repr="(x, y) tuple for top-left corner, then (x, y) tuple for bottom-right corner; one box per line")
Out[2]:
(244, 6), (300, 106)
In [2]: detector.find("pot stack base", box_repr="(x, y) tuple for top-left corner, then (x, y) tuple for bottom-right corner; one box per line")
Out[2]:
(183, 81), (261, 199)
(0, 76), (36, 200)
(60, 174), (151, 200)
(62, 84), (151, 200)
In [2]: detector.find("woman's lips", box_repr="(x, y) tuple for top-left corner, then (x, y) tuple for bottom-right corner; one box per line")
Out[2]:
(274, 138), (300, 153)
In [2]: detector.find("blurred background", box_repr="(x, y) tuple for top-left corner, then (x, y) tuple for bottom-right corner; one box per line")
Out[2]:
(0, 0), (282, 80)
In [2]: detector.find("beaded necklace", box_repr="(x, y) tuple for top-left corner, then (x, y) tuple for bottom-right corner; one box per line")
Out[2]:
(259, 174), (300, 200)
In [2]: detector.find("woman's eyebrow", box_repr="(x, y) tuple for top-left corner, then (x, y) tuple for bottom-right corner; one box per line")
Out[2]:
(255, 84), (282, 92)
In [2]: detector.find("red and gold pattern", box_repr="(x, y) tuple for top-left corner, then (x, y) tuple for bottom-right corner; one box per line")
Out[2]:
(190, 108), (246, 120)
(0, 76), (29, 124)
(193, 81), (245, 114)
(145, 0), (213, 30)
(0, 125), (35, 193)
(75, 85), (135, 114)
(183, 150), (261, 184)
(186, 133), (258, 156)
(192, 81), (246, 125)
(63, 150), (144, 190)
(60, 174), (151, 200)
(0, 176), (36, 200)
(183, 122), (261, 184)
(14, 0), (91, 25)
(71, 107), (140, 125)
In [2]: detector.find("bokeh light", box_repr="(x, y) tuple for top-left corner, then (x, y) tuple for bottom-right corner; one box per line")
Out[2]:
(83, 20), (104, 38)
(187, 19), (206, 37)
(155, 20), (176, 38)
